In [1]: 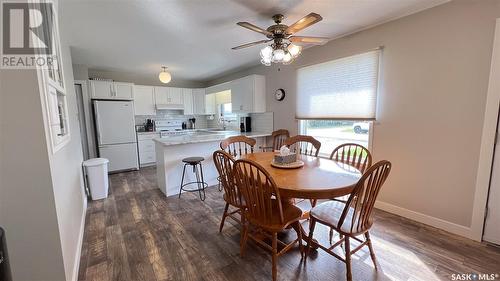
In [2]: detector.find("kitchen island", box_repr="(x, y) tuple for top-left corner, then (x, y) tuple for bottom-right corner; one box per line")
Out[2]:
(153, 130), (271, 197)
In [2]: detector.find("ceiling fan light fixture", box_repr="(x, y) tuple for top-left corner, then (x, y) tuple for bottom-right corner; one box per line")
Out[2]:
(260, 46), (273, 60)
(288, 44), (302, 58)
(282, 51), (293, 64)
(272, 49), (285, 62)
(233, 12), (324, 66)
(261, 58), (272, 66)
(158, 66), (171, 84)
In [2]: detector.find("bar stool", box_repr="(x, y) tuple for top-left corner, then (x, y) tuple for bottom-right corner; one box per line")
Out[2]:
(178, 157), (208, 201)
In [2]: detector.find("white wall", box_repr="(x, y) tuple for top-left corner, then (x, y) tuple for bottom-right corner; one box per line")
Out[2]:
(208, 0), (500, 236)
(72, 63), (89, 81)
(0, 70), (66, 280)
(0, 2), (88, 280)
(47, 35), (87, 281)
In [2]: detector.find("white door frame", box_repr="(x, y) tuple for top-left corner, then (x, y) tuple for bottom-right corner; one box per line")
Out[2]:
(74, 80), (97, 159)
(472, 18), (500, 241)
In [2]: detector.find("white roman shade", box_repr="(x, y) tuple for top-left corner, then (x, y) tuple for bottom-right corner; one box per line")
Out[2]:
(296, 49), (381, 120)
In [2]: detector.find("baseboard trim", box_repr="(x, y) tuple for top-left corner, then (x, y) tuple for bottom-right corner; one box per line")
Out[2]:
(374, 201), (473, 239)
(71, 198), (87, 281)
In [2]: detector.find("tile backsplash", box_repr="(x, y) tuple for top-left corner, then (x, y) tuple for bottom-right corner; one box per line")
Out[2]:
(136, 110), (273, 133)
(135, 109), (208, 129)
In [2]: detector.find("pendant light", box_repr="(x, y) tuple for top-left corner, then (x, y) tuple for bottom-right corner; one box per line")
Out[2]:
(158, 66), (172, 84)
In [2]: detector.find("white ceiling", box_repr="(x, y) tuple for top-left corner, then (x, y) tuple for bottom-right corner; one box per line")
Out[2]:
(60, 0), (448, 82)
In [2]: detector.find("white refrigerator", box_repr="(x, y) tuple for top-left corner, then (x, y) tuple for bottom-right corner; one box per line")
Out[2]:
(93, 100), (139, 172)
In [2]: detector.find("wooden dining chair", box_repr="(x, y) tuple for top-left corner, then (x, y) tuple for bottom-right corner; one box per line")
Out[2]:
(284, 135), (321, 157)
(218, 136), (257, 191)
(220, 135), (257, 157)
(306, 160), (392, 281)
(213, 150), (244, 233)
(260, 129), (290, 152)
(234, 159), (304, 281)
(327, 143), (373, 242)
(331, 143), (372, 174)
(284, 135), (321, 207)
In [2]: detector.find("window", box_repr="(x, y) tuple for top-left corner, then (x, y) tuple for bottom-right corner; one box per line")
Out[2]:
(36, 2), (70, 153)
(47, 85), (70, 151)
(296, 50), (380, 155)
(296, 49), (380, 120)
(299, 120), (371, 157)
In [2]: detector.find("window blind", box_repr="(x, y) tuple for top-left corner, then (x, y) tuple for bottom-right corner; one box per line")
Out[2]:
(296, 50), (380, 120)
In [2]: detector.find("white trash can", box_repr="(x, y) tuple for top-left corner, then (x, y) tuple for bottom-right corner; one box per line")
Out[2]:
(83, 158), (110, 200)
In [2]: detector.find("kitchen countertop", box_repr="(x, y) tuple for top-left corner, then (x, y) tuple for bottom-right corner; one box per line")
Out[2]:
(153, 131), (271, 146)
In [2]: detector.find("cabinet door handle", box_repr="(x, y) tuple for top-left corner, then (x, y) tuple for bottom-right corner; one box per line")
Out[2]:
(110, 84), (115, 97)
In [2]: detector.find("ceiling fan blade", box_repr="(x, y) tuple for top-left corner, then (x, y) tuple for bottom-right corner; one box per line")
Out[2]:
(232, 40), (271, 50)
(285, 13), (323, 35)
(237, 22), (273, 36)
(289, 36), (329, 45)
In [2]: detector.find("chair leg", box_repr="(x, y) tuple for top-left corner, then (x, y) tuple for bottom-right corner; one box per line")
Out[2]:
(345, 237), (352, 281)
(194, 165), (203, 200)
(219, 202), (229, 233)
(309, 199), (317, 207)
(198, 163), (206, 201)
(306, 217), (316, 258)
(365, 232), (378, 270)
(240, 220), (249, 257)
(178, 164), (187, 198)
(292, 221), (304, 257)
(272, 232), (278, 281)
(329, 227), (334, 244)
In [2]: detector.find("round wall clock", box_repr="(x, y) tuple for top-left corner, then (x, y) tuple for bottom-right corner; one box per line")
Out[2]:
(274, 88), (286, 101)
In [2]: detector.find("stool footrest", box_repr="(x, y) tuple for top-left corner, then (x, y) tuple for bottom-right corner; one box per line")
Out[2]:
(180, 181), (209, 192)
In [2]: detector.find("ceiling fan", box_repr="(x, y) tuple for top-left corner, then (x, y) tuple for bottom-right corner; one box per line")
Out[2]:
(232, 13), (329, 65)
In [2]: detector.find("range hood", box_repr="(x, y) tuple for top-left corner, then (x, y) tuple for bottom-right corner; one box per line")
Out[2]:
(156, 104), (184, 110)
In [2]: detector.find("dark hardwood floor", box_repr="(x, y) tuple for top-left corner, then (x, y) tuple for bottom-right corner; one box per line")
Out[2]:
(78, 167), (500, 281)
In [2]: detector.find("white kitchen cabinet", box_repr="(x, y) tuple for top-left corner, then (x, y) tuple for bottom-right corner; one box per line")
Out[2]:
(154, 87), (183, 105)
(137, 133), (158, 166)
(169, 87), (183, 104)
(205, 93), (216, 115)
(154, 87), (169, 104)
(134, 85), (156, 115)
(183, 88), (194, 115)
(90, 80), (134, 100)
(90, 80), (114, 99)
(193, 88), (206, 114)
(230, 75), (266, 113)
(114, 82), (134, 99)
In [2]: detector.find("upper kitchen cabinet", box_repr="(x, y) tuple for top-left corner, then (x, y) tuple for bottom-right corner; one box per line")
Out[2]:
(90, 80), (134, 100)
(193, 88), (206, 115)
(90, 80), (113, 99)
(154, 87), (184, 109)
(114, 82), (135, 100)
(230, 75), (266, 113)
(183, 88), (194, 115)
(169, 87), (183, 104)
(134, 85), (156, 115)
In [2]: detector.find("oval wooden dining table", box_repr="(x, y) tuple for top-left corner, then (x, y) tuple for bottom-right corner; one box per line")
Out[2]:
(239, 151), (362, 248)
(240, 152), (362, 200)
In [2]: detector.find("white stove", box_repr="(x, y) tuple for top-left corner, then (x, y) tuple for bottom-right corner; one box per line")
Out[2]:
(156, 120), (188, 138)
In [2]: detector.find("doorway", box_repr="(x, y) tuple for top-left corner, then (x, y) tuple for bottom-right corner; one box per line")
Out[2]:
(484, 106), (500, 245)
(74, 82), (90, 160)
